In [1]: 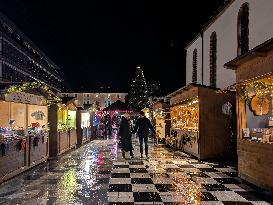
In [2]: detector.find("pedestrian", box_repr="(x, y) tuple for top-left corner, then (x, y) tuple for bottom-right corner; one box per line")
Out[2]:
(118, 113), (134, 159)
(133, 111), (155, 159)
(105, 114), (112, 138)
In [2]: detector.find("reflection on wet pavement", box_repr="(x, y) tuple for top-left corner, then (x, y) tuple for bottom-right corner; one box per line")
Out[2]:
(0, 136), (272, 205)
(0, 139), (117, 205)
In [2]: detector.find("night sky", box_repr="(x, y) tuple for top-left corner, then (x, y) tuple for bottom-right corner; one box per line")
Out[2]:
(0, 0), (224, 95)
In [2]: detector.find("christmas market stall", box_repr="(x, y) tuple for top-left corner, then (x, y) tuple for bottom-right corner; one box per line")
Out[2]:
(152, 101), (170, 144)
(80, 109), (90, 144)
(77, 104), (96, 146)
(48, 97), (78, 158)
(225, 38), (273, 191)
(0, 81), (59, 183)
(168, 84), (236, 160)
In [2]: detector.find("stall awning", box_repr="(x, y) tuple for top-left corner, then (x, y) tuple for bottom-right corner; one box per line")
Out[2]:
(225, 37), (273, 70)
(103, 100), (128, 111)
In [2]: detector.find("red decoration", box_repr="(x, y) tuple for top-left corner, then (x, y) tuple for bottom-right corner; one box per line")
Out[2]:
(31, 122), (40, 128)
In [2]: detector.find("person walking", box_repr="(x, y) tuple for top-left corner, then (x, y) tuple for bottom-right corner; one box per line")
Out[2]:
(105, 114), (112, 138)
(133, 111), (155, 159)
(118, 113), (134, 159)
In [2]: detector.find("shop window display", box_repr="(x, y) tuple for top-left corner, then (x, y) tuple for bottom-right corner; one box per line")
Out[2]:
(171, 98), (199, 132)
(237, 75), (273, 143)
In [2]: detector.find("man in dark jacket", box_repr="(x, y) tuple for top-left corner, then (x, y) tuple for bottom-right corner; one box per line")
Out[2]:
(133, 111), (155, 159)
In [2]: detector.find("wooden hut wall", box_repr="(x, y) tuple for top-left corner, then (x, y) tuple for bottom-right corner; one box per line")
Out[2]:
(0, 102), (49, 183)
(10, 103), (27, 129)
(0, 102), (10, 127)
(236, 50), (273, 83)
(76, 110), (83, 146)
(0, 137), (28, 183)
(28, 104), (49, 165)
(48, 104), (59, 157)
(198, 87), (236, 160)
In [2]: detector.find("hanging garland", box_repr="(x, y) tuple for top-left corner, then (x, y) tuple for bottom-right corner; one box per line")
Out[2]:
(5, 81), (61, 105)
(237, 76), (273, 101)
(237, 76), (273, 116)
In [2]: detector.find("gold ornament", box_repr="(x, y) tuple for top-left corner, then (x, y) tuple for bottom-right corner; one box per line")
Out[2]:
(251, 94), (270, 116)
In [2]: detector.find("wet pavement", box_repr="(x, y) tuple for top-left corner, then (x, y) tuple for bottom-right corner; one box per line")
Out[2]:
(0, 136), (272, 205)
(0, 139), (116, 205)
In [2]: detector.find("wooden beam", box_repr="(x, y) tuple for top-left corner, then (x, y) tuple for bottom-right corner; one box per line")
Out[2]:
(253, 51), (267, 57)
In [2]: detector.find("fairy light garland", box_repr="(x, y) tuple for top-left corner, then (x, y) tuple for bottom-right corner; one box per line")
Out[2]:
(171, 98), (199, 132)
(237, 76), (273, 101)
(153, 108), (167, 120)
(5, 81), (61, 104)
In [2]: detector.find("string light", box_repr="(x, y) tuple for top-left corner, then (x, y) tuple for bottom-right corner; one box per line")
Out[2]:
(171, 98), (199, 132)
(237, 75), (273, 102)
(5, 81), (61, 105)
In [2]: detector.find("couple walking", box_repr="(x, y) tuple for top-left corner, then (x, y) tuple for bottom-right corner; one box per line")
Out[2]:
(118, 111), (155, 159)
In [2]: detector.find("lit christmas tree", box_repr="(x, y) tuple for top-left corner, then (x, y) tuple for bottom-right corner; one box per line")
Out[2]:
(148, 81), (161, 98)
(129, 66), (149, 111)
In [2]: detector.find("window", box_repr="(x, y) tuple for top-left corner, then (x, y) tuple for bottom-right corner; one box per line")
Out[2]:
(238, 3), (249, 56)
(192, 49), (197, 84)
(209, 32), (217, 87)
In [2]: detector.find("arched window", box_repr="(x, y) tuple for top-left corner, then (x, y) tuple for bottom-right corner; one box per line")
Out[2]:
(210, 32), (217, 87)
(192, 49), (197, 84)
(238, 3), (249, 56)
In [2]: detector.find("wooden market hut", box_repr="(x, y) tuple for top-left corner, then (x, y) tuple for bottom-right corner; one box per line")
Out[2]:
(168, 84), (236, 160)
(225, 38), (273, 192)
(48, 97), (79, 158)
(0, 81), (59, 183)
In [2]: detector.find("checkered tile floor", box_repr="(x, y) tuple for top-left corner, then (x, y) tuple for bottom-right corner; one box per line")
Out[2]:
(108, 139), (273, 205)
(0, 137), (271, 204)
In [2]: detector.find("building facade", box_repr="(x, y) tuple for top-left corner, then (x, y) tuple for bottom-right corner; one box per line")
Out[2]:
(186, 0), (273, 89)
(59, 92), (127, 110)
(0, 13), (63, 92)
